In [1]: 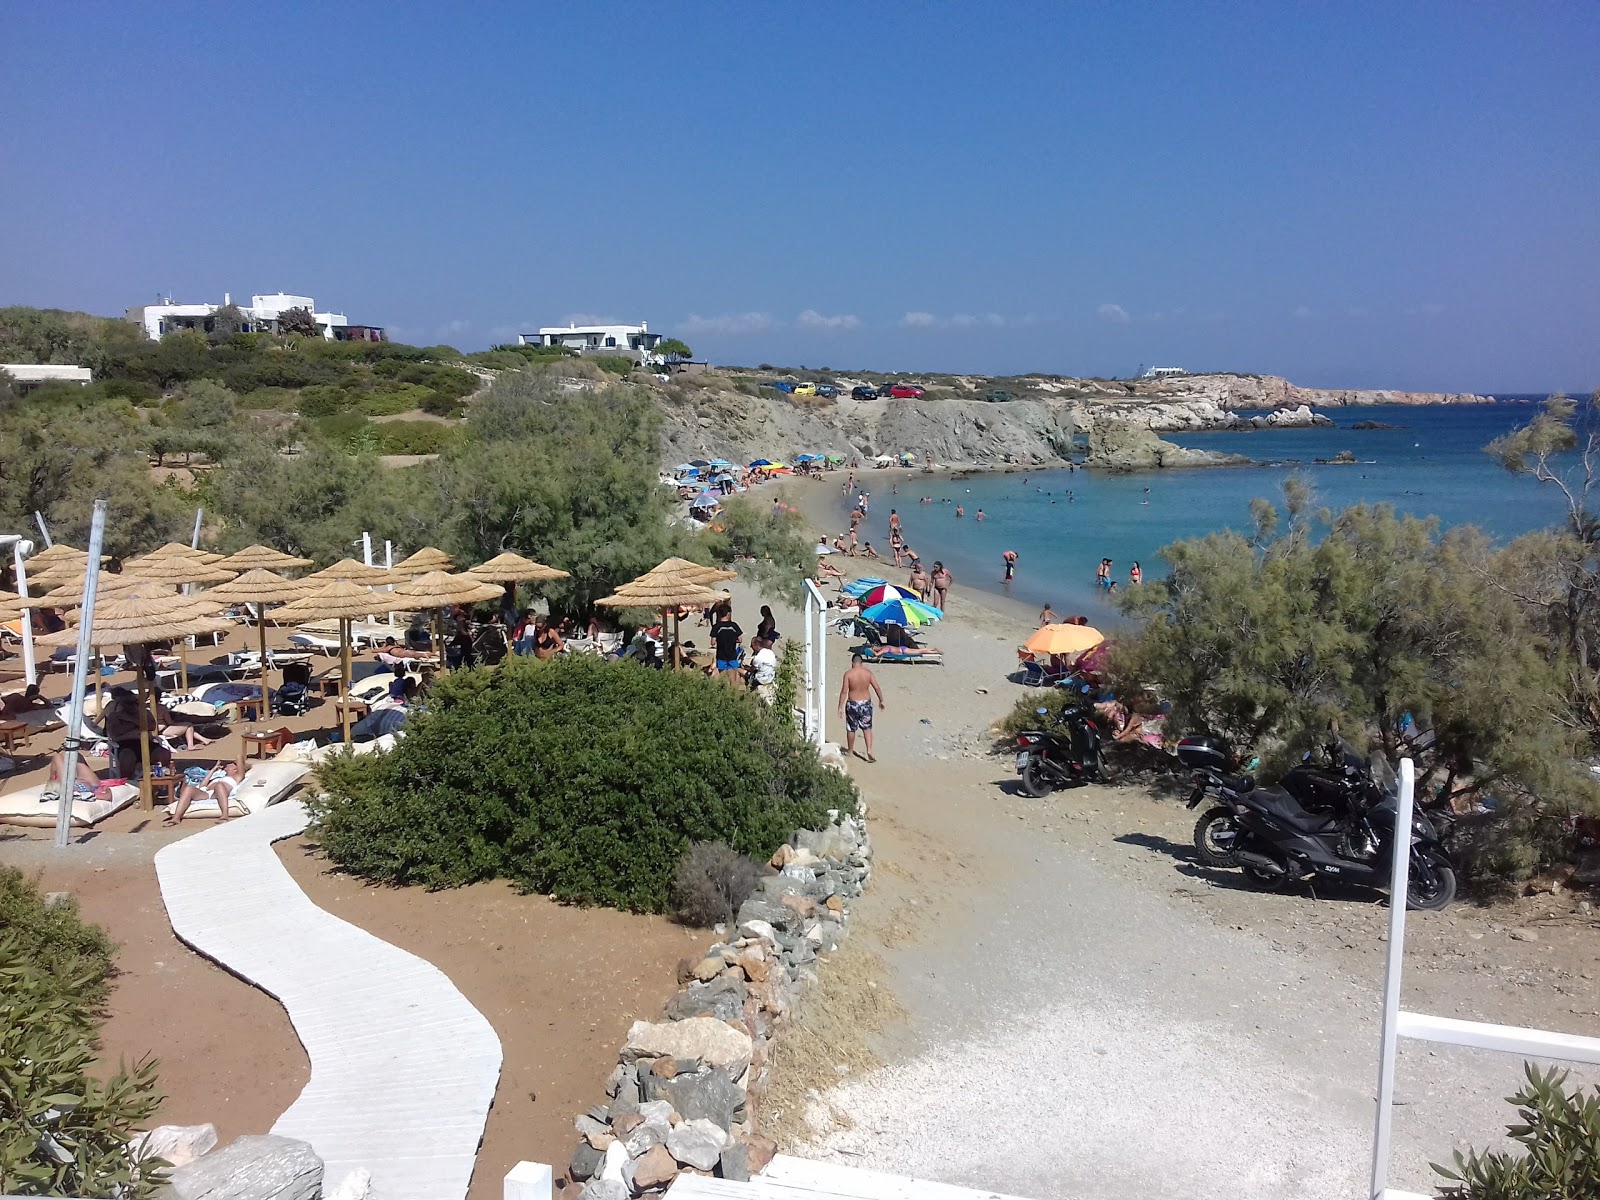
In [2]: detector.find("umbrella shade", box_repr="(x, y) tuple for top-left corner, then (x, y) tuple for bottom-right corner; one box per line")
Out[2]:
(748, 459), (773, 467)
(708, 459), (733, 467)
(861, 598), (943, 626)
(272, 579), (382, 621)
(794, 454), (818, 462)
(128, 543), (227, 565)
(1022, 624), (1106, 657)
(1074, 640), (1115, 676)
(393, 546), (455, 573)
(596, 579), (720, 609)
(690, 494), (719, 508)
(688, 459), (711, 468)
(126, 556), (237, 585)
(649, 557), (737, 586)
(19, 574), (144, 607)
(216, 544), (314, 573)
(859, 584), (918, 606)
(204, 568), (312, 605)
(24, 544), (90, 570)
(306, 558), (394, 585)
(388, 571), (503, 609)
(840, 577), (887, 597)
(814, 544), (837, 556)
(465, 552), (571, 584)
(37, 614), (234, 648)
(674, 463), (697, 473)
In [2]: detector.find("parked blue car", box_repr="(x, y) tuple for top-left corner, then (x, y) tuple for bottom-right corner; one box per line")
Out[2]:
(762, 380), (796, 393)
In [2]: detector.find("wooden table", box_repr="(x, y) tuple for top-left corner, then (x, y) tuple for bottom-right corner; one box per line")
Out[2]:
(241, 728), (293, 761)
(319, 671), (343, 698)
(0, 720), (29, 755)
(335, 698), (371, 723)
(147, 774), (178, 806)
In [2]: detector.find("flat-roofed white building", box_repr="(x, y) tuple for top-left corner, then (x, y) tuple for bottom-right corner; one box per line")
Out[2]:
(1, 363), (92, 387)
(1141, 365), (1187, 378)
(518, 321), (663, 358)
(126, 292), (385, 342)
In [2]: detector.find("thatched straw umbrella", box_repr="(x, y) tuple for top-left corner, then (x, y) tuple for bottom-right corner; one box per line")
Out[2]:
(596, 572), (723, 669)
(306, 558), (394, 585)
(388, 571), (502, 666)
(39, 587), (228, 810)
(215, 545), (314, 574)
(0, 590), (23, 622)
(393, 546), (455, 575)
(125, 557), (239, 689)
(464, 551), (570, 618)
(270, 580), (380, 743)
(127, 542), (227, 567)
(650, 556), (738, 587)
(203, 569), (311, 717)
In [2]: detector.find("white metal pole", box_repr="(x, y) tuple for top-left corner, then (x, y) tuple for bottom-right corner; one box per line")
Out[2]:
(801, 586), (815, 739)
(1370, 756), (1415, 1200)
(384, 540), (396, 627)
(815, 592), (826, 747)
(802, 579), (827, 746)
(56, 500), (107, 849)
(33, 511), (52, 547)
(185, 507), (203, 656)
(190, 506), (204, 548)
(13, 540), (37, 686)
(361, 532), (374, 625)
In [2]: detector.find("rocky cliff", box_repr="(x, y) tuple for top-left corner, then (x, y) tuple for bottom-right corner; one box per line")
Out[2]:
(639, 369), (1486, 469)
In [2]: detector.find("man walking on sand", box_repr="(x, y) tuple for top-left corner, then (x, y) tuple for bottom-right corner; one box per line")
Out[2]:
(931, 561), (953, 611)
(838, 652), (886, 763)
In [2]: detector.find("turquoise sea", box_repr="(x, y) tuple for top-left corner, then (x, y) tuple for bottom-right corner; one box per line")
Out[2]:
(826, 400), (1574, 622)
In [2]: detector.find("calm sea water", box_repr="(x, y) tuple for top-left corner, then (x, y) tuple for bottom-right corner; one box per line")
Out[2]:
(829, 401), (1573, 621)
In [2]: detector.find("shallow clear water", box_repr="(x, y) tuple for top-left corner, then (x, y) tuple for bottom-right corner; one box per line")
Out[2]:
(827, 402), (1571, 621)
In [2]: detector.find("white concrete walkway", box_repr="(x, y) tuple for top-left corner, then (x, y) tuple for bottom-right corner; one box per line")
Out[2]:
(155, 799), (502, 1200)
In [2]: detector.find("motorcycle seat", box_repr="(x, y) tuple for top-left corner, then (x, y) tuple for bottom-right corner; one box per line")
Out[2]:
(1219, 773), (1256, 793)
(1254, 788), (1341, 833)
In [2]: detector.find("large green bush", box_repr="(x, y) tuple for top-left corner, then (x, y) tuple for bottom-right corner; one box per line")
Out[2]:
(0, 867), (117, 1011)
(1433, 1063), (1600, 1198)
(0, 873), (163, 1198)
(306, 654), (857, 911)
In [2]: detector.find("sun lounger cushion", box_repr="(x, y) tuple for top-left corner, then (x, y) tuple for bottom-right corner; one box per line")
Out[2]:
(863, 645), (944, 664)
(0, 782), (140, 829)
(175, 760), (311, 819)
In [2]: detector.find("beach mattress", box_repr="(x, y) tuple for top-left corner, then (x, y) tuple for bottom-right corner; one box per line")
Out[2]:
(0, 782), (140, 829)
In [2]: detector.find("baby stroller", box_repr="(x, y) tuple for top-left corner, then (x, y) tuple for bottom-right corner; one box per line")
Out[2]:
(274, 661), (313, 717)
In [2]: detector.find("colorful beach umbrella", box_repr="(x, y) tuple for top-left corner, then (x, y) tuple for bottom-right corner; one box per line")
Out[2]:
(1023, 624), (1105, 656)
(840, 577), (887, 597)
(859, 584), (917, 606)
(689, 459), (711, 468)
(862, 597), (943, 626)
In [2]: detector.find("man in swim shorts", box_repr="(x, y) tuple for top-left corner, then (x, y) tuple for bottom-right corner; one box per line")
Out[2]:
(838, 652), (886, 763)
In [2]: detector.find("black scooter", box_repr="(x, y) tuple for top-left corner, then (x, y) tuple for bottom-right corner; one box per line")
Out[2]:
(1014, 696), (1105, 796)
(1178, 735), (1456, 911)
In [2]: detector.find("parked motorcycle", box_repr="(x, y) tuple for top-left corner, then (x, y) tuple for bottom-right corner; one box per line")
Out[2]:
(1178, 735), (1457, 911)
(1014, 697), (1106, 796)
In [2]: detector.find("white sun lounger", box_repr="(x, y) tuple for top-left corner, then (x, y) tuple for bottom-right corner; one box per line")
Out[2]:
(173, 759), (312, 820)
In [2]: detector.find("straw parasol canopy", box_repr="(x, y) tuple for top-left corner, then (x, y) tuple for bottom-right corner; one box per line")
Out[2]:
(393, 546), (455, 574)
(216, 544), (315, 574)
(271, 580), (382, 742)
(388, 571), (503, 609)
(595, 577), (720, 609)
(305, 558), (394, 586)
(465, 551), (571, 584)
(205, 568), (312, 606)
(649, 556), (737, 586)
(128, 542), (228, 566)
(25, 544), (90, 571)
(0, 590), (23, 621)
(17, 573), (144, 608)
(126, 556), (238, 586)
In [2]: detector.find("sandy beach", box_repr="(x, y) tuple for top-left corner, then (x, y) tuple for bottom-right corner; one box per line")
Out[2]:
(734, 469), (1600, 1200)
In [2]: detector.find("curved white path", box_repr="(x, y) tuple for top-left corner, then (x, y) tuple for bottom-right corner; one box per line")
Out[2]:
(155, 799), (502, 1200)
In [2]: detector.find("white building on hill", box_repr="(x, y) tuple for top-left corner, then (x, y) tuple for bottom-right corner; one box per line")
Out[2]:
(1141, 365), (1187, 378)
(518, 321), (663, 359)
(126, 293), (386, 342)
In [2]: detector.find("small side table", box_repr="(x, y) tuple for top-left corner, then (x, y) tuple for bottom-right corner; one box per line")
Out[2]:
(335, 698), (371, 723)
(241, 728), (292, 761)
(235, 698), (263, 723)
(319, 671), (343, 698)
(0, 720), (29, 756)
(146, 775), (178, 806)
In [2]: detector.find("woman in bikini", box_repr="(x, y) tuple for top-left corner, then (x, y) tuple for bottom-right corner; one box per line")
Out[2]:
(164, 760), (244, 825)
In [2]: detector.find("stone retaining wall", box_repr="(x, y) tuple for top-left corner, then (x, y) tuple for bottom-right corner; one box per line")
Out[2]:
(565, 806), (872, 1198)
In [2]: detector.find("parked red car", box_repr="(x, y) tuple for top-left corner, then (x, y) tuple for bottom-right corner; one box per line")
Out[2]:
(888, 383), (926, 399)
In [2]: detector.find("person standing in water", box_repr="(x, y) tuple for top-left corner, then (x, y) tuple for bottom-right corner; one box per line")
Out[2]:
(1129, 562), (1142, 586)
(1002, 550), (1017, 582)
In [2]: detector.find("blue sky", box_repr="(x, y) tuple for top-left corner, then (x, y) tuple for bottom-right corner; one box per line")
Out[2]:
(2, 3), (1596, 392)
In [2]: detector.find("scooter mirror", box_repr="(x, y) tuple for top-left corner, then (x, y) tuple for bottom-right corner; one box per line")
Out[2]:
(1035, 707), (1049, 716)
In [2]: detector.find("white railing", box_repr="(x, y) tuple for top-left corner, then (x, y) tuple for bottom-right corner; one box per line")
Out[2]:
(1370, 758), (1600, 1200)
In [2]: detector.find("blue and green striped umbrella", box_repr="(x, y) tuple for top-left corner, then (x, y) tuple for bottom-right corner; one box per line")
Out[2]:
(861, 597), (943, 626)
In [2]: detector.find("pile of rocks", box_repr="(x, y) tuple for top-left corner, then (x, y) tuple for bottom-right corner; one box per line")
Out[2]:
(567, 810), (872, 1197)
(132, 1126), (368, 1200)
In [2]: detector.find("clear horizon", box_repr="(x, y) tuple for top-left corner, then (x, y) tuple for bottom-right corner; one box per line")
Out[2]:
(2, 3), (1596, 394)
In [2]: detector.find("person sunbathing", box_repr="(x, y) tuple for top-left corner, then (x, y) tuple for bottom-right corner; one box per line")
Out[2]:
(2, 683), (51, 716)
(42, 752), (108, 803)
(164, 761), (244, 825)
(816, 560), (846, 583)
(375, 637), (429, 665)
(869, 623), (940, 658)
(160, 722), (218, 750)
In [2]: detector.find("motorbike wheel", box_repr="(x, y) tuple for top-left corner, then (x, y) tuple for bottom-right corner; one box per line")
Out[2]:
(1020, 759), (1054, 798)
(1405, 850), (1457, 912)
(1192, 807), (1242, 868)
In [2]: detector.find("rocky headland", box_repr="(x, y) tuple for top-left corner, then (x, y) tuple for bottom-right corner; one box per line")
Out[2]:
(641, 368), (1489, 471)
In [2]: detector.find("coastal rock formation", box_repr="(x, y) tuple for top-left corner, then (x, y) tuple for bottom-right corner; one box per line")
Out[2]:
(1028, 372), (1494, 410)
(1084, 422), (1251, 471)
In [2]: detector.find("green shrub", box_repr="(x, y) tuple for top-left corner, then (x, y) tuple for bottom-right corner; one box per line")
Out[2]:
(1433, 1063), (1600, 1198)
(0, 867), (117, 1011)
(305, 654), (857, 911)
(995, 688), (1091, 741)
(373, 420), (457, 456)
(236, 386), (300, 410)
(296, 383), (354, 418)
(419, 391), (464, 417)
(774, 640), (802, 715)
(594, 356), (634, 376)
(354, 385), (426, 417)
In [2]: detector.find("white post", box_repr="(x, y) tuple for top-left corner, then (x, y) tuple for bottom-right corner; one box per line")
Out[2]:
(361, 532), (375, 625)
(1370, 757), (1415, 1200)
(802, 579), (827, 747)
(33, 511), (52, 547)
(190, 506), (204, 548)
(56, 501), (107, 849)
(186, 507), (203, 655)
(13, 539), (37, 685)
(503, 1160), (552, 1200)
(384, 539), (396, 627)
